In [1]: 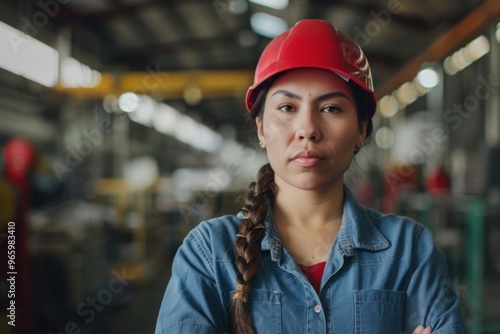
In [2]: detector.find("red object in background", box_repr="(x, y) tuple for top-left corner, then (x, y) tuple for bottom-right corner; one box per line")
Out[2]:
(4, 137), (36, 184)
(426, 165), (451, 194)
(383, 164), (417, 213)
(3, 137), (36, 334)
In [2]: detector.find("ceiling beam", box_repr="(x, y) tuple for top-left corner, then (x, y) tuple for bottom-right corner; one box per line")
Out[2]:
(53, 70), (254, 99)
(375, 0), (500, 98)
(70, 0), (162, 23)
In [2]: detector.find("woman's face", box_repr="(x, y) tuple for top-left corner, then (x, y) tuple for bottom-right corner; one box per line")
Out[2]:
(256, 68), (366, 192)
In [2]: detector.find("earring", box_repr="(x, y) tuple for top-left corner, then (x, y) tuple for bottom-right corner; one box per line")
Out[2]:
(354, 142), (363, 153)
(259, 141), (265, 148)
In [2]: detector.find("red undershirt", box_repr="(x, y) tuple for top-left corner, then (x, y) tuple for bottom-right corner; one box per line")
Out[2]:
(299, 261), (326, 293)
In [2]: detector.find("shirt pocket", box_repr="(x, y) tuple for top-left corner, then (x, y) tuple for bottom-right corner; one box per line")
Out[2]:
(225, 288), (282, 334)
(354, 289), (405, 334)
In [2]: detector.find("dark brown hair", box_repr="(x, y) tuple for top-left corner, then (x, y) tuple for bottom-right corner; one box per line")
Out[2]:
(230, 76), (374, 333)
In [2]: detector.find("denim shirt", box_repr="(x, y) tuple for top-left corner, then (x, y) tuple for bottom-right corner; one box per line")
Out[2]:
(155, 187), (467, 333)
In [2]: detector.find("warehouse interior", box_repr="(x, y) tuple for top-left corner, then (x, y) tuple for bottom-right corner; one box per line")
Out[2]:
(0, 0), (499, 333)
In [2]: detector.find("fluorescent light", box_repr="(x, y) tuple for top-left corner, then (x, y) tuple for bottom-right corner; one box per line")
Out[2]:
(197, 125), (223, 153)
(249, 0), (289, 10)
(395, 82), (418, 106)
(412, 77), (431, 96)
(153, 103), (178, 135)
(128, 95), (156, 126)
(175, 115), (222, 153)
(123, 156), (159, 191)
(250, 12), (288, 38)
(378, 95), (399, 118)
(176, 115), (200, 146)
(466, 35), (490, 60)
(118, 92), (140, 112)
(417, 68), (439, 88)
(149, 101), (222, 153)
(0, 21), (58, 87)
(443, 35), (490, 75)
(61, 57), (101, 88)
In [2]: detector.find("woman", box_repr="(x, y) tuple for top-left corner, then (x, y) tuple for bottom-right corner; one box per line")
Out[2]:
(155, 20), (466, 334)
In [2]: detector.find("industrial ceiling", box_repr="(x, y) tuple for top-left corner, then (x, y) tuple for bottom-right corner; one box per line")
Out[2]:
(0, 0), (498, 146)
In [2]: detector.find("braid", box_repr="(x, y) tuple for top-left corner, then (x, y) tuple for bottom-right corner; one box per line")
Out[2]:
(230, 163), (275, 334)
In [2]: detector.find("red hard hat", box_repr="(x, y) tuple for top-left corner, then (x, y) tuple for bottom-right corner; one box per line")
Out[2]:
(245, 19), (376, 116)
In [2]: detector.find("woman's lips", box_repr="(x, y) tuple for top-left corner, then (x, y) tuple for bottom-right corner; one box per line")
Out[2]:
(291, 151), (325, 167)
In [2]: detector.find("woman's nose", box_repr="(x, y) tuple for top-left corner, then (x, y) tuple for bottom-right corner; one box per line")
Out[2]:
(295, 109), (322, 142)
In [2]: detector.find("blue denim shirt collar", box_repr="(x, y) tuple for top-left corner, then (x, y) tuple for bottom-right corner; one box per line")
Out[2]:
(260, 185), (390, 262)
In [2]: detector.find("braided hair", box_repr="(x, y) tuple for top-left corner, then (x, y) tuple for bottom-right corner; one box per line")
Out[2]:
(230, 76), (373, 333)
(230, 82), (275, 334)
(230, 163), (275, 334)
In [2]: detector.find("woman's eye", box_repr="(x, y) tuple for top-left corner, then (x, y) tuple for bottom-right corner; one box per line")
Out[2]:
(322, 105), (341, 113)
(278, 104), (295, 113)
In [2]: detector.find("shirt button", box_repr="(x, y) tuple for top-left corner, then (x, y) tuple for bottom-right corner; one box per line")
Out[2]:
(314, 305), (322, 313)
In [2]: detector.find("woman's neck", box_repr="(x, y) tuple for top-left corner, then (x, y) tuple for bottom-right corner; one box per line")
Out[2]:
(273, 177), (345, 228)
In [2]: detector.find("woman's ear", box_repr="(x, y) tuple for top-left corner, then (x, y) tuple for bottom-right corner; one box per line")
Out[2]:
(358, 120), (368, 145)
(256, 116), (266, 147)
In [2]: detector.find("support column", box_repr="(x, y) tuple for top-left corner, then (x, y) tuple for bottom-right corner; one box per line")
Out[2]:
(485, 23), (500, 146)
(485, 23), (500, 195)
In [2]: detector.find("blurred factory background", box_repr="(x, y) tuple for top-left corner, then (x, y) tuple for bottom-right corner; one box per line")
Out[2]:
(0, 0), (499, 333)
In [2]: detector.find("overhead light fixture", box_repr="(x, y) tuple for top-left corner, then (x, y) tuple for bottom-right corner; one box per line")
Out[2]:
(149, 100), (222, 153)
(153, 103), (178, 135)
(466, 35), (490, 59)
(416, 67), (439, 89)
(378, 95), (399, 118)
(411, 77), (431, 96)
(123, 156), (159, 191)
(61, 57), (101, 88)
(129, 95), (156, 126)
(249, 0), (289, 10)
(250, 12), (288, 38)
(0, 21), (58, 87)
(443, 35), (490, 75)
(118, 92), (140, 112)
(395, 82), (418, 106)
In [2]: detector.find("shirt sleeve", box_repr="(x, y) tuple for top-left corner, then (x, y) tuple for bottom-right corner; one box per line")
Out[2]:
(155, 226), (229, 334)
(404, 225), (467, 333)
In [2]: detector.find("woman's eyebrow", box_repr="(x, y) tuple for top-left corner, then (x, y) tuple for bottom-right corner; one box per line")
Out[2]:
(316, 91), (350, 102)
(270, 89), (301, 100)
(270, 90), (350, 102)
